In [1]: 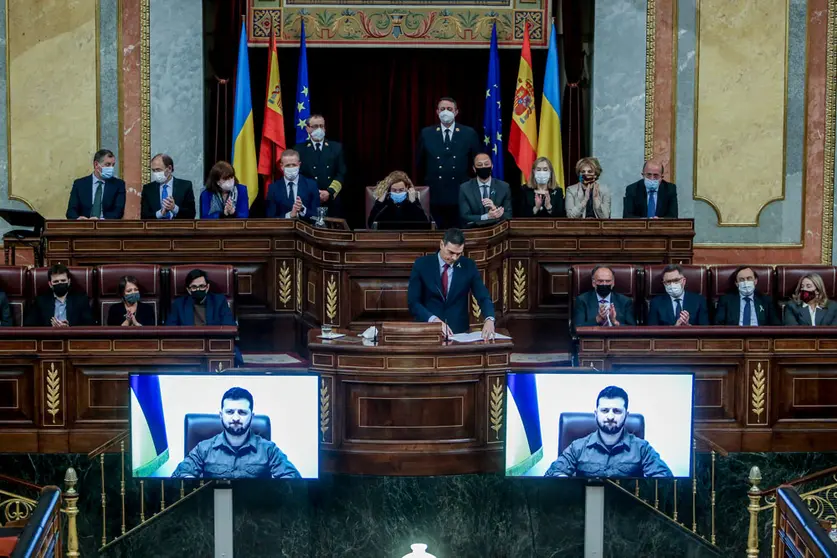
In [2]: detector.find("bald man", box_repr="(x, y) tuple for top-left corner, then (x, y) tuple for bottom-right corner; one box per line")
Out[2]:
(622, 161), (678, 219)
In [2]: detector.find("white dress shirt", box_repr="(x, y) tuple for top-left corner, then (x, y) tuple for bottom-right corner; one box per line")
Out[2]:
(283, 180), (307, 218)
(478, 178), (494, 220)
(807, 304), (822, 326)
(313, 141), (323, 151)
(670, 294), (684, 320)
(156, 176), (180, 219)
(441, 122), (455, 141)
(738, 294), (759, 326)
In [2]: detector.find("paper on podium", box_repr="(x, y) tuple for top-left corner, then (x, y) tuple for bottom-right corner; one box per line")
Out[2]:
(450, 331), (511, 343)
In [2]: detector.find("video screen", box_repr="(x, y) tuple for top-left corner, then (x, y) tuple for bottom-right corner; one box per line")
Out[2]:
(130, 372), (319, 479)
(504, 371), (694, 479)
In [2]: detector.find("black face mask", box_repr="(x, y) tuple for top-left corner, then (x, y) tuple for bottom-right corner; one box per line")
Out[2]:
(191, 290), (208, 304)
(475, 167), (492, 180)
(52, 284), (70, 297)
(595, 284), (612, 298)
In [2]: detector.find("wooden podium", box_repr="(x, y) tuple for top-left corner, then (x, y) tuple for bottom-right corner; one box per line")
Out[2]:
(309, 323), (513, 475)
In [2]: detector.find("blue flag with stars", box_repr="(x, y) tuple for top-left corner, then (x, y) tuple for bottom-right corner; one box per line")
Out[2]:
(483, 23), (504, 180)
(294, 20), (310, 143)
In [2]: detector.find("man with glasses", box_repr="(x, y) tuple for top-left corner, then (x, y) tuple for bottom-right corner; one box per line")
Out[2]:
(166, 269), (235, 327)
(24, 264), (94, 326)
(646, 264), (709, 326)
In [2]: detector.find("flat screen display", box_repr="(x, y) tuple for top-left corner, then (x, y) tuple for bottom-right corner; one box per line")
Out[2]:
(130, 372), (319, 479)
(504, 371), (694, 479)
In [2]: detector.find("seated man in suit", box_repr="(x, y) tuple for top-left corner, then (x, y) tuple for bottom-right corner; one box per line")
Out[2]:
(293, 115), (347, 218)
(458, 153), (512, 227)
(573, 266), (637, 327)
(166, 269), (236, 327)
(24, 264), (94, 327)
(66, 149), (126, 220)
(407, 228), (495, 339)
(265, 149), (320, 220)
(647, 264), (709, 326)
(622, 160), (678, 219)
(140, 153), (196, 220)
(545, 385), (673, 478)
(172, 387), (300, 479)
(714, 266), (780, 326)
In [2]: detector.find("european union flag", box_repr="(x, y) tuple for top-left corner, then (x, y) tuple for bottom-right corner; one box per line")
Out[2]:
(294, 20), (310, 144)
(483, 23), (504, 180)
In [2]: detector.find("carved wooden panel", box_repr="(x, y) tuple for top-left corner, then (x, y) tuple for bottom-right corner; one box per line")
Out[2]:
(0, 366), (35, 425)
(777, 363), (837, 422)
(348, 277), (411, 324)
(73, 367), (129, 424)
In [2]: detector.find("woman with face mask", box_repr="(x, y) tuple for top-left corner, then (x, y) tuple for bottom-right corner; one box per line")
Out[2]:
(200, 161), (250, 219)
(367, 171), (429, 229)
(783, 273), (837, 326)
(107, 275), (157, 326)
(522, 157), (566, 217)
(565, 157), (611, 218)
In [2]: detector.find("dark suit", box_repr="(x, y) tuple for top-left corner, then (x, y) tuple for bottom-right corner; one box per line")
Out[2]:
(647, 292), (710, 326)
(166, 293), (235, 326)
(783, 301), (837, 326)
(0, 293), (11, 326)
(416, 124), (482, 228)
(368, 198), (428, 229)
(66, 175), (126, 219)
(623, 180), (678, 218)
(521, 188), (567, 218)
(573, 290), (637, 328)
(407, 253), (494, 334)
(140, 178), (196, 220)
(24, 294), (94, 327)
(265, 176), (320, 220)
(293, 140), (347, 216)
(459, 178), (512, 227)
(714, 292), (780, 325)
(106, 302), (157, 326)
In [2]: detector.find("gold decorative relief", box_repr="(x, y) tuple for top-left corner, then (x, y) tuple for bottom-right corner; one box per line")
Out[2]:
(503, 259), (509, 313)
(320, 378), (331, 439)
(751, 362), (766, 422)
(490, 377), (503, 440)
(46, 363), (60, 424)
(471, 294), (481, 321)
(1, 496), (36, 524)
(513, 261), (527, 307)
(296, 259), (302, 311)
(822, 0), (837, 263)
(644, 0), (656, 161)
(278, 260), (292, 307)
(325, 274), (338, 323)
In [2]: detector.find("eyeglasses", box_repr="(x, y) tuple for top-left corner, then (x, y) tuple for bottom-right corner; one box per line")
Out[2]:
(662, 278), (683, 286)
(187, 285), (208, 292)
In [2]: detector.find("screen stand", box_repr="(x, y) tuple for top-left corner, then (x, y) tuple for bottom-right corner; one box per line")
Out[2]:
(214, 482), (234, 558)
(584, 484), (605, 558)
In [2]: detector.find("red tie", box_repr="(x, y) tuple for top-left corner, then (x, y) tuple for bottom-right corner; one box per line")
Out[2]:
(441, 264), (450, 296)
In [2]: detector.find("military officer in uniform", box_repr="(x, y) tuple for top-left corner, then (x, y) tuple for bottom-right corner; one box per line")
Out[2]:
(416, 97), (482, 229)
(294, 114), (347, 218)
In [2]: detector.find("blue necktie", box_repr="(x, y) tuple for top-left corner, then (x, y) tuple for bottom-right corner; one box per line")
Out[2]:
(743, 297), (753, 326)
(647, 190), (657, 218)
(675, 298), (682, 324)
(162, 184), (171, 219)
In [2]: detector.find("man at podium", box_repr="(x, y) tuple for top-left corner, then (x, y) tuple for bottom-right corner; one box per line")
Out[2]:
(407, 228), (495, 339)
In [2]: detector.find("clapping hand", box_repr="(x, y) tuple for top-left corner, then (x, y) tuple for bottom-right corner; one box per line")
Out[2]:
(291, 196), (303, 218)
(675, 310), (691, 326)
(534, 194), (544, 210)
(595, 303), (608, 325)
(608, 304), (620, 326)
(50, 317), (69, 328)
(161, 197), (175, 215)
(487, 206), (504, 220)
(482, 198), (496, 210)
(223, 197), (235, 216)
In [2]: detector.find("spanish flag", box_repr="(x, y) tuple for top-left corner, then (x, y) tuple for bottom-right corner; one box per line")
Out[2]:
(538, 21), (565, 192)
(258, 20), (286, 191)
(232, 22), (258, 207)
(508, 20), (538, 178)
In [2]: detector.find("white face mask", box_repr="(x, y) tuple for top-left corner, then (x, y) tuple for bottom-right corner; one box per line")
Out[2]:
(219, 180), (235, 192)
(151, 171), (167, 184)
(534, 170), (551, 185)
(439, 109), (455, 125)
(283, 166), (300, 181)
(737, 280), (756, 297)
(664, 282), (684, 298)
(310, 128), (325, 142)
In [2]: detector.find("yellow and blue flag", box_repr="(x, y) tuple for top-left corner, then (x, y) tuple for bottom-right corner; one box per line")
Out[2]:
(232, 22), (258, 207)
(505, 373), (544, 476)
(130, 375), (169, 477)
(537, 21), (565, 191)
(482, 23), (504, 180)
(294, 21), (310, 143)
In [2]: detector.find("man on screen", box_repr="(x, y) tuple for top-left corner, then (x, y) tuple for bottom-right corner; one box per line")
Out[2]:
(544, 386), (673, 478)
(172, 387), (301, 479)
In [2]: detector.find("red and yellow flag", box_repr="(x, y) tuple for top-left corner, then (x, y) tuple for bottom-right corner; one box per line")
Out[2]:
(508, 20), (538, 177)
(257, 22), (286, 190)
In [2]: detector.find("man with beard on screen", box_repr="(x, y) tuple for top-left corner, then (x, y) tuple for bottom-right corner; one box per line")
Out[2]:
(172, 387), (301, 479)
(545, 386), (673, 478)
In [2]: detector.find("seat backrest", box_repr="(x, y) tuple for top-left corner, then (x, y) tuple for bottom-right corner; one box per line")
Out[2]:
(364, 186), (431, 227)
(708, 265), (774, 306)
(558, 412), (645, 455)
(31, 266), (95, 299)
(775, 266), (837, 302)
(169, 265), (236, 314)
(96, 265), (162, 326)
(643, 264), (709, 319)
(184, 414), (271, 455)
(0, 266), (28, 325)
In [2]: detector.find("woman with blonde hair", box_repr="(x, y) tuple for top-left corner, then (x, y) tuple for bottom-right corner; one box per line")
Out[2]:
(367, 170), (429, 228)
(565, 157), (611, 218)
(783, 273), (837, 325)
(522, 157), (566, 217)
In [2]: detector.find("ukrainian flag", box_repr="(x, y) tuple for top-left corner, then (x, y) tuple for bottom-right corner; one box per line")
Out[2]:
(537, 21), (565, 191)
(505, 373), (543, 476)
(130, 375), (169, 477)
(232, 22), (258, 207)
